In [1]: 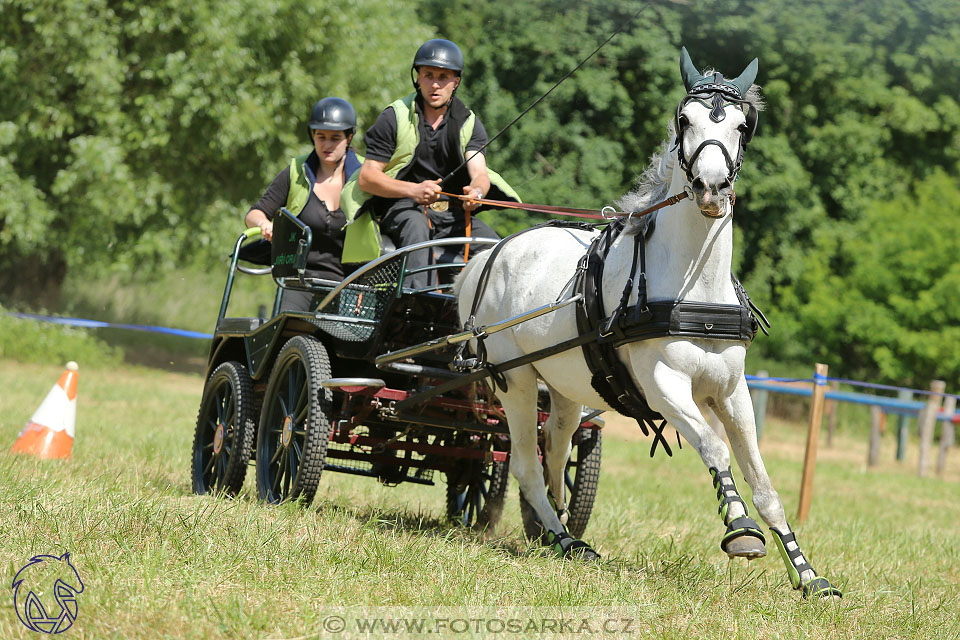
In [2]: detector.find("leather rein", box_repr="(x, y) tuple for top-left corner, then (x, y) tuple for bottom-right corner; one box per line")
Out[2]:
(438, 190), (689, 221)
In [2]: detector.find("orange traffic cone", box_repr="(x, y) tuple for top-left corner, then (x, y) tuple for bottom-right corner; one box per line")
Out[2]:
(11, 361), (78, 459)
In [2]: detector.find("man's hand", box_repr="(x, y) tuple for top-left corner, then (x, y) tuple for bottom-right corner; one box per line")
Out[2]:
(462, 186), (483, 214)
(412, 179), (442, 205)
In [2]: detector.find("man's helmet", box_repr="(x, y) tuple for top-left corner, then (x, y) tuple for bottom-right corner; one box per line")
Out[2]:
(308, 97), (356, 133)
(413, 38), (464, 73)
(411, 39), (464, 92)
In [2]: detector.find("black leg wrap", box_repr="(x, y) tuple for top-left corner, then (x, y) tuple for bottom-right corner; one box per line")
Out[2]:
(709, 467), (748, 523)
(770, 528), (842, 599)
(801, 577), (843, 599)
(720, 515), (766, 554)
(544, 530), (600, 561)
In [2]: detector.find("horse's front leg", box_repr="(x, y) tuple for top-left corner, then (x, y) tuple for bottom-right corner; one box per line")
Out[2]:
(714, 379), (842, 599)
(638, 364), (767, 560)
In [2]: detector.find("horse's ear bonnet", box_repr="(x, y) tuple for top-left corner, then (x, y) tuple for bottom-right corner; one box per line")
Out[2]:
(679, 47), (759, 144)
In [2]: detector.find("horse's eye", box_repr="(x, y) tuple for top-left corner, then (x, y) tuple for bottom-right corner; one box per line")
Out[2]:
(678, 114), (690, 128)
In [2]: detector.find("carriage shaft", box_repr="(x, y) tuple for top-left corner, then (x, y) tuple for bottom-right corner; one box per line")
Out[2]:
(374, 294), (582, 366)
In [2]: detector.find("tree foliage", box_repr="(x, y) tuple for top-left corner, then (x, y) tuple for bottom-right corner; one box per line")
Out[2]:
(0, 0), (430, 281)
(1, 0), (958, 387)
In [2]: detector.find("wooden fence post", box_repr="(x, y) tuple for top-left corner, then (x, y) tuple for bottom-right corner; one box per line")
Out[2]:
(937, 395), (957, 476)
(826, 380), (840, 447)
(917, 380), (945, 477)
(752, 369), (769, 440)
(896, 388), (913, 461)
(798, 363), (828, 523)
(868, 405), (884, 467)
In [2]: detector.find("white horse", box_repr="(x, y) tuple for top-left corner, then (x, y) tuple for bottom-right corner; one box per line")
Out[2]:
(455, 48), (841, 598)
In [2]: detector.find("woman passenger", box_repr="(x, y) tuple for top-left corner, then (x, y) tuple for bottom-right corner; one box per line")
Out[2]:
(244, 97), (363, 311)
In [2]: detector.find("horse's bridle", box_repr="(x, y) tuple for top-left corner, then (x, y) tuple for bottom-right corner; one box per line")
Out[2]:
(673, 76), (758, 212)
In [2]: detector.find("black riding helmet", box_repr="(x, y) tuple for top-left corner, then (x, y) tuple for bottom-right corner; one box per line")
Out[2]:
(307, 97), (356, 138)
(410, 38), (464, 90)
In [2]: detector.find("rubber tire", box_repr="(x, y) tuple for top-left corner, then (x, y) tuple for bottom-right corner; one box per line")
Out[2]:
(520, 427), (602, 540)
(445, 444), (510, 531)
(256, 335), (331, 505)
(192, 361), (257, 497)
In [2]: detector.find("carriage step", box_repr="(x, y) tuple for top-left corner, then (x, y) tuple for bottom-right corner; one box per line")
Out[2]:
(321, 378), (385, 391)
(378, 362), (466, 379)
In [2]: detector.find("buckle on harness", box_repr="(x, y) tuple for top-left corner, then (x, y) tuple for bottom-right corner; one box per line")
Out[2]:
(631, 304), (652, 323)
(598, 312), (620, 341)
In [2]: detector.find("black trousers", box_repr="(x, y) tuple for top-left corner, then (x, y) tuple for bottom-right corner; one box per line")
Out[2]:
(379, 198), (499, 289)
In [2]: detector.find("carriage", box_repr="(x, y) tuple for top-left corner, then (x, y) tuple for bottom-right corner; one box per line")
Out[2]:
(191, 46), (844, 598)
(190, 207), (603, 535)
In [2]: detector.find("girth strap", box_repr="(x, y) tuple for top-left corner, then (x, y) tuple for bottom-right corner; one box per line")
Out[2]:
(575, 220), (676, 457)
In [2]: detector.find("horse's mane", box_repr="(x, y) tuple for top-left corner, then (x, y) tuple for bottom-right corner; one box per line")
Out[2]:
(618, 80), (764, 237)
(617, 122), (676, 237)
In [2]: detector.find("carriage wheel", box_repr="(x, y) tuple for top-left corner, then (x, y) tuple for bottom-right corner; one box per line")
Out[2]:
(445, 441), (510, 530)
(256, 335), (331, 505)
(520, 427), (602, 540)
(191, 361), (257, 496)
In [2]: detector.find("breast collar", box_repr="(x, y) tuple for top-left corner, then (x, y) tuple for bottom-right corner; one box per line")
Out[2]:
(573, 219), (770, 456)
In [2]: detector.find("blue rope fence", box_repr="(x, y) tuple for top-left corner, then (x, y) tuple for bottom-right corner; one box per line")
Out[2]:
(6, 311), (960, 419)
(7, 312), (214, 340)
(745, 375), (960, 421)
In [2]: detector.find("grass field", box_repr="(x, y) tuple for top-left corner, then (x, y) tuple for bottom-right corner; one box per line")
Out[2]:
(1, 359), (958, 639)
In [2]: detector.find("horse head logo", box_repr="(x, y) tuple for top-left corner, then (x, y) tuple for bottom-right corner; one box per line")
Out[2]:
(11, 552), (84, 634)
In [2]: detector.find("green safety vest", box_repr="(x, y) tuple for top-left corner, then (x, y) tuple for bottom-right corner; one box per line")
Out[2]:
(285, 149), (364, 216)
(340, 93), (520, 264)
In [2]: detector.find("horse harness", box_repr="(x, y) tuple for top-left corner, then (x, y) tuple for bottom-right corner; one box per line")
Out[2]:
(457, 216), (770, 457)
(573, 217), (769, 455)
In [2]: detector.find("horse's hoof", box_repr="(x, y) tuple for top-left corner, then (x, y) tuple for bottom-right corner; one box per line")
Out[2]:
(566, 541), (600, 562)
(545, 531), (600, 561)
(802, 577), (842, 600)
(720, 516), (767, 559)
(724, 535), (767, 559)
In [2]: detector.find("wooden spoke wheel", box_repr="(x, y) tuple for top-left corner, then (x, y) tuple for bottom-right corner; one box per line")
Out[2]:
(520, 427), (602, 540)
(191, 361), (257, 496)
(256, 336), (332, 505)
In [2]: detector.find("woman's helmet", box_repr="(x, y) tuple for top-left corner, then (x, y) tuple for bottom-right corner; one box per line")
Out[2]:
(411, 39), (464, 89)
(308, 97), (356, 135)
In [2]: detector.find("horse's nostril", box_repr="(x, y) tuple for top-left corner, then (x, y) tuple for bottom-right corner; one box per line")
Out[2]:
(691, 177), (706, 194)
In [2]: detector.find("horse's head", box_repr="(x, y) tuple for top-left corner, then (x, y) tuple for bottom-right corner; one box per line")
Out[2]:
(675, 47), (760, 218)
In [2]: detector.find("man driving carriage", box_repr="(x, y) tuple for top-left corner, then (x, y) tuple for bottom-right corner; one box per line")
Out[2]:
(340, 39), (520, 289)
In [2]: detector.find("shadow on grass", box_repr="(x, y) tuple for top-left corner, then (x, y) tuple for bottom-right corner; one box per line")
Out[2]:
(312, 499), (539, 559)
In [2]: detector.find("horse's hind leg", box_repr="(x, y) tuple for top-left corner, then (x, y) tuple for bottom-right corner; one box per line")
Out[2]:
(498, 369), (598, 560)
(541, 385), (585, 527)
(714, 379), (842, 599)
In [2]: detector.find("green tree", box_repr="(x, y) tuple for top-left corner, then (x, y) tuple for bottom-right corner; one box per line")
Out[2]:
(0, 0), (430, 290)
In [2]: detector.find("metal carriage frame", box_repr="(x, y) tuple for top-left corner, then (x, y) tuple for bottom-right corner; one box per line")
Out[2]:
(191, 209), (603, 535)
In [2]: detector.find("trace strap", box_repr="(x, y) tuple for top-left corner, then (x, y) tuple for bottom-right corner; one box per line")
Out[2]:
(438, 191), (688, 220)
